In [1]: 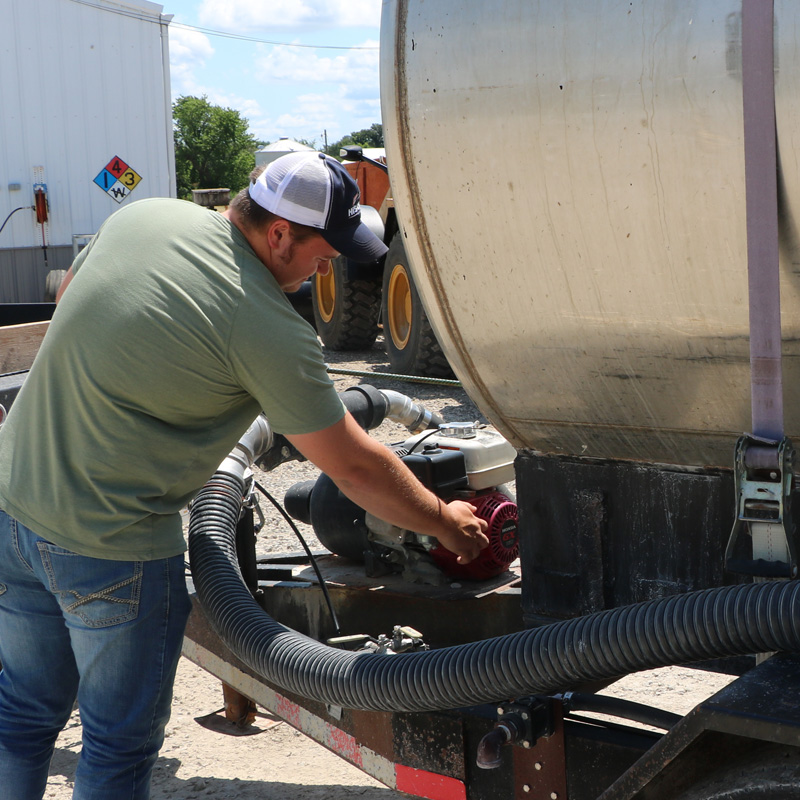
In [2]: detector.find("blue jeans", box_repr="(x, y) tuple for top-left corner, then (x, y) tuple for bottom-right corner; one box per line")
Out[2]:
(0, 509), (192, 799)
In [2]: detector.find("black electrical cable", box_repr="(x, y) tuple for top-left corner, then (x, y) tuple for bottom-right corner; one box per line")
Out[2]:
(0, 206), (34, 236)
(558, 691), (681, 731)
(403, 428), (439, 454)
(253, 480), (342, 636)
(65, 0), (378, 50)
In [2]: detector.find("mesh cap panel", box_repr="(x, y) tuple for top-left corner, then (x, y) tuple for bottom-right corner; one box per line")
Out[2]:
(247, 151), (388, 262)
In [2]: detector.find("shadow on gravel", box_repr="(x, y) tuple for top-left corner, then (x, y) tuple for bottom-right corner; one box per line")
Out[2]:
(48, 747), (403, 799)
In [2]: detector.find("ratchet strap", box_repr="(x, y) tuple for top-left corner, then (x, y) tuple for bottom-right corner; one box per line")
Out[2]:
(742, 0), (781, 438)
(725, 0), (797, 579)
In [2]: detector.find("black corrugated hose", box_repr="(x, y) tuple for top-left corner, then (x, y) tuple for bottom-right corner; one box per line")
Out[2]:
(188, 470), (800, 713)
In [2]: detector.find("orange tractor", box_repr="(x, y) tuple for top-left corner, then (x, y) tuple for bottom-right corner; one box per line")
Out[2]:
(310, 147), (452, 378)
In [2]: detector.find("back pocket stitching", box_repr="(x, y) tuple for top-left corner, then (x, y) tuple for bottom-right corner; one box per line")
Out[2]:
(38, 546), (143, 628)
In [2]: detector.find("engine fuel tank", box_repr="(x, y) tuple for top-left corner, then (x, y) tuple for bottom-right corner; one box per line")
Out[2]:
(380, 0), (800, 467)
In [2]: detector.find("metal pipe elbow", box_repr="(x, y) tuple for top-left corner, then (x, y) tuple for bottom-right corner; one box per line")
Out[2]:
(379, 389), (444, 433)
(476, 718), (524, 769)
(217, 414), (273, 480)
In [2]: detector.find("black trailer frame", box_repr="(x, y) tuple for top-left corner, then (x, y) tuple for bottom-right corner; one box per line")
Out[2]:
(181, 498), (800, 800)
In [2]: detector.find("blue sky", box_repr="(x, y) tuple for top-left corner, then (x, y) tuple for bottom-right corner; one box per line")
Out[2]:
(163, 0), (382, 148)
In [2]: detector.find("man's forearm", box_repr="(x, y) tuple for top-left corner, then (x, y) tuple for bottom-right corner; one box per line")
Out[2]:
(332, 437), (445, 535)
(286, 413), (489, 562)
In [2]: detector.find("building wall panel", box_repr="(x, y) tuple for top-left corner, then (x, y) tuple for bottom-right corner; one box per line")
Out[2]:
(1, 0), (174, 301)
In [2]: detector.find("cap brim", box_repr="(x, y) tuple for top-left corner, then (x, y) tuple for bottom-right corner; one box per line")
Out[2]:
(322, 222), (389, 264)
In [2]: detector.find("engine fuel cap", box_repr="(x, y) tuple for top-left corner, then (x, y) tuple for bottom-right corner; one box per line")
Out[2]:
(438, 421), (478, 439)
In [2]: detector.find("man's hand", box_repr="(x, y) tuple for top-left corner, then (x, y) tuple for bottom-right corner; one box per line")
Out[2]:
(435, 500), (489, 564)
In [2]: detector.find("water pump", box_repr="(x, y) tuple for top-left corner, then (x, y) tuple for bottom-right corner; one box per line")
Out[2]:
(284, 420), (519, 585)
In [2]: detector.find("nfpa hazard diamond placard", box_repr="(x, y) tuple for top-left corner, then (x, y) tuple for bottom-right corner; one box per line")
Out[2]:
(93, 156), (142, 203)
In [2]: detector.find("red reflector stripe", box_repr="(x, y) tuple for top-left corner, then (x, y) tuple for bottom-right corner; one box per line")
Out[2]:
(395, 765), (466, 800)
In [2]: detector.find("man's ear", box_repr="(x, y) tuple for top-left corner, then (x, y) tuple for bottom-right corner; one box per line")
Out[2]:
(266, 219), (293, 255)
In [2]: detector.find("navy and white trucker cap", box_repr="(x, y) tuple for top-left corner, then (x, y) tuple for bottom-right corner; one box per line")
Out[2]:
(249, 151), (388, 263)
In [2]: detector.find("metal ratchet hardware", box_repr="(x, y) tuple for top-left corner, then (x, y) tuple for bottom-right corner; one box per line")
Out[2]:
(725, 435), (797, 578)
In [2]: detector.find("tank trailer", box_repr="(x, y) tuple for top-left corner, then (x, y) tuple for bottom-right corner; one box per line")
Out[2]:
(5, 2), (800, 798)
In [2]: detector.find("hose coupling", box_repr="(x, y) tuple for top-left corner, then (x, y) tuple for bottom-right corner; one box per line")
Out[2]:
(217, 414), (273, 479)
(380, 389), (444, 433)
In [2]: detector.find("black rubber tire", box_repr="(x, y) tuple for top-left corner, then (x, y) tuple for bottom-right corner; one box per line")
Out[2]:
(672, 746), (800, 799)
(43, 269), (67, 302)
(381, 234), (453, 378)
(311, 255), (381, 350)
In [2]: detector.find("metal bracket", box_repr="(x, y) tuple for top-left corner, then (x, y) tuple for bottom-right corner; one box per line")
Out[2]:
(241, 483), (265, 533)
(476, 696), (560, 772)
(725, 435), (797, 578)
(497, 696), (556, 749)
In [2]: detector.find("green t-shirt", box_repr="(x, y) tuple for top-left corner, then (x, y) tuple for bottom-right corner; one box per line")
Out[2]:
(0, 198), (344, 560)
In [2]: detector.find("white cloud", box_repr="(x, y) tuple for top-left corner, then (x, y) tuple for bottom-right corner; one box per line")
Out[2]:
(247, 42), (380, 143)
(197, 0), (382, 30)
(164, 4), (381, 146)
(246, 86), (381, 146)
(169, 25), (215, 66)
(254, 41), (379, 86)
(199, 91), (266, 122)
(168, 25), (215, 96)
(264, 91), (345, 144)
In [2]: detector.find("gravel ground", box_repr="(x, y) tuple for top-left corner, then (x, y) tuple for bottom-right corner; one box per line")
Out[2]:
(43, 336), (734, 799)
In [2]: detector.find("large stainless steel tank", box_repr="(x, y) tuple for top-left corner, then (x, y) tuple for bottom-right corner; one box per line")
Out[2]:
(380, 0), (800, 467)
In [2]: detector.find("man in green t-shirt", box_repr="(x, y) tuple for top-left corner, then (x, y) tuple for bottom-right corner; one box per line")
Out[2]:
(0, 151), (488, 799)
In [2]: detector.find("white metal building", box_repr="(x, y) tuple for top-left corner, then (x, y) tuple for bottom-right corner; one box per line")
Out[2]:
(0, 0), (175, 303)
(255, 139), (316, 168)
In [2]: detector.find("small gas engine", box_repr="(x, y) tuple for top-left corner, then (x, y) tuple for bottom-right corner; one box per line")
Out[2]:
(285, 421), (519, 585)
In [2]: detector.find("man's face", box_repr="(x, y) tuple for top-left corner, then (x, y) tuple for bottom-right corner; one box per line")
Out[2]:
(273, 232), (338, 293)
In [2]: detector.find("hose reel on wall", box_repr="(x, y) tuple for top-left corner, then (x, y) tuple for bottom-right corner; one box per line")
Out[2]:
(31, 168), (66, 301)
(32, 167), (50, 274)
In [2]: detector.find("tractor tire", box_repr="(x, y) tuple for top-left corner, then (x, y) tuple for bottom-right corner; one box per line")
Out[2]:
(311, 255), (381, 350)
(381, 234), (453, 378)
(43, 269), (67, 302)
(672, 746), (800, 799)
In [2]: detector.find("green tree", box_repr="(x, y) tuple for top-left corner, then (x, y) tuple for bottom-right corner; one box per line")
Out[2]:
(325, 123), (384, 157)
(350, 123), (384, 148)
(173, 96), (262, 200)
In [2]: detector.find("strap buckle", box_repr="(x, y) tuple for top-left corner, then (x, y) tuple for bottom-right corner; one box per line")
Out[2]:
(725, 435), (796, 578)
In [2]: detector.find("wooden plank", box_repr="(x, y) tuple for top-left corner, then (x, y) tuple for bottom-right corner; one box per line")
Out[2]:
(0, 321), (49, 373)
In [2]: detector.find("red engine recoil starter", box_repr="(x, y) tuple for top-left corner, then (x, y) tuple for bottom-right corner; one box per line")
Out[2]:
(430, 491), (519, 581)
